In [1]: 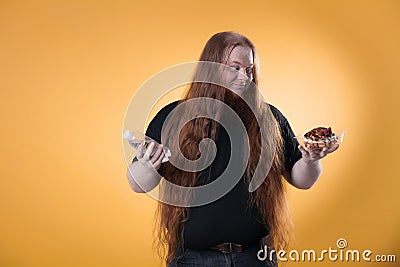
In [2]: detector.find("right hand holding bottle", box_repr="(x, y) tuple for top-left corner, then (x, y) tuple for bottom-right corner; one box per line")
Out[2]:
(136, 141), (166, 171)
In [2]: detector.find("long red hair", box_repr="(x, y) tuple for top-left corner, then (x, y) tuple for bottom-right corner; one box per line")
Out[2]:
(153, 32), (292, 264)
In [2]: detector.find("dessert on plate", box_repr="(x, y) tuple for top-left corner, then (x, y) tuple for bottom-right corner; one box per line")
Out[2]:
(303, 127), (338, 149)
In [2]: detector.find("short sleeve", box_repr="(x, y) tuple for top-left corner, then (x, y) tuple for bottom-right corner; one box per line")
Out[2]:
(269, 104), (302, 173)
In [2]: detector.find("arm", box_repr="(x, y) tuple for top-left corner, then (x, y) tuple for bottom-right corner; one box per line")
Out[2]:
(127, 102), (178, 193)
(285, 144), (339, 190)
(126, 142), (165, 193)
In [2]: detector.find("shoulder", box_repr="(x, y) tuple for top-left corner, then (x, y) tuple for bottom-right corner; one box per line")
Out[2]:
(149, 100), (180, 125)
(265, 103), (295, 138)
(155, 100), (180, 118)
(145, 100), (179, 141)
(266, 103), (288, 125)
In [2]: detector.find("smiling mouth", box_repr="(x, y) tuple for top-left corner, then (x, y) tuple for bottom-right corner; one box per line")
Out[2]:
(232, 83), (247, 88)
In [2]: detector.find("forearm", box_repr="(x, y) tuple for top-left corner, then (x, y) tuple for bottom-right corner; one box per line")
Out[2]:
(289, 158), (323, 189)
(126, 161), (162, 193)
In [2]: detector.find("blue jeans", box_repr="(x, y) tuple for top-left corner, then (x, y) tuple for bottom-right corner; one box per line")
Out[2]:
(168, 242), (277, 267)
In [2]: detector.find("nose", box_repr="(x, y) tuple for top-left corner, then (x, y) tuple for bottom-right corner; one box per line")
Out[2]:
(237, 68), (248, 81)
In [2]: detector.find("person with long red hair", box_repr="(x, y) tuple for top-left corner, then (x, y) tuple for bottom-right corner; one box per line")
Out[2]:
(126, 31), (339, 267)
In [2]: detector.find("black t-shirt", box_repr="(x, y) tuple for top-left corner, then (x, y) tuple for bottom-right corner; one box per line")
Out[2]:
(135, 100), (302, 249)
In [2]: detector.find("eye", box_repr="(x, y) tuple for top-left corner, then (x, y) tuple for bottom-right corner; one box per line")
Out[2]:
(245, 67), (253, 75)
(230, 65), (240, 71)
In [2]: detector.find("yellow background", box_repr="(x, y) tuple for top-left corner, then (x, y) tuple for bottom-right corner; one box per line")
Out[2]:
(1, 0), (399, 266)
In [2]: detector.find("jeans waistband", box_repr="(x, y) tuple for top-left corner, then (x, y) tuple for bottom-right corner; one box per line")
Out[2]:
(209, 235), (271, 253)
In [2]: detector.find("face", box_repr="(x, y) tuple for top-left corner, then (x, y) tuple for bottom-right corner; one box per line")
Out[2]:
(221, 45), (254, 97)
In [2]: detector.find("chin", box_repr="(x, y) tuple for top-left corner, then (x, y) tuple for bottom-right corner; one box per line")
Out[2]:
(230, 87), (247, 97)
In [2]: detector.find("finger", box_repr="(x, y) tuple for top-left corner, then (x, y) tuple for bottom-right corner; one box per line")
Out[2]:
(298, 145), (309, 155)
(307, 147), (319, 157)
(153, 153), (165, 170)
(144, 142), (156, 161)
(318, 147), (329, 158)
(151, 144), (164, 164)
(326, 144), (340, 153)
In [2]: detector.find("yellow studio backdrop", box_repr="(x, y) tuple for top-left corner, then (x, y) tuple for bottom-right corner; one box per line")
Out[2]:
(1, 1), (399, 266)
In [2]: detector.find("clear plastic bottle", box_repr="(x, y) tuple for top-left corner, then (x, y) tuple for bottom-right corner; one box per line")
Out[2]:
(123, 130), (171, 163)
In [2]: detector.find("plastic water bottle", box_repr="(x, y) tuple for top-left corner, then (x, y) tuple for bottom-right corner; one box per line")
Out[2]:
(123, 130), (171, 163)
